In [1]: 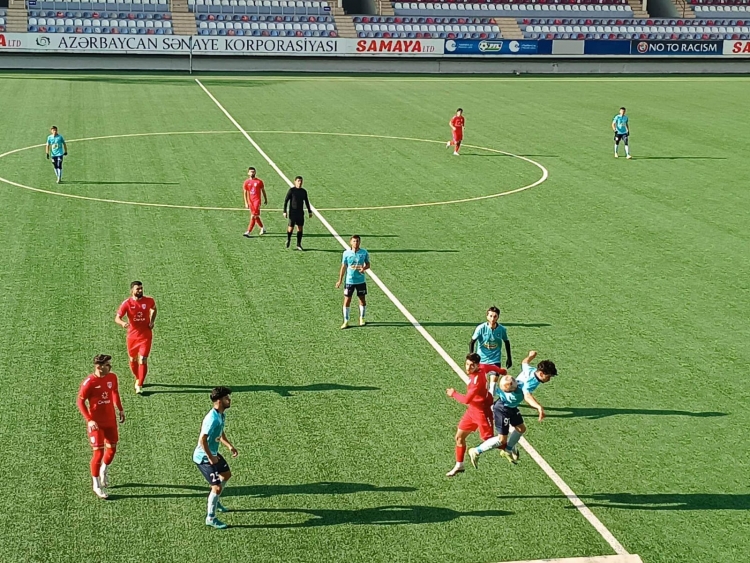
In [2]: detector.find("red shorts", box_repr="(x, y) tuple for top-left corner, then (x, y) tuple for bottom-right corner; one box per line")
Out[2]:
(127, 332), (152, 358)
(453, 130), (463, 143)
(88, 423), (118, 448)
(249, 200), (261, 216)
(458, 407), (494, 441)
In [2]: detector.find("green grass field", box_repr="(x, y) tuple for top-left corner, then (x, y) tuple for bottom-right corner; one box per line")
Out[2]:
(0, 72), (748, 563)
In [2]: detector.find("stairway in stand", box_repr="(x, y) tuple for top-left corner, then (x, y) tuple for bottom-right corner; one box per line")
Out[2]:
(496, 18), (524, 40)
(330, 6), (357, 38)
(7, 0), (29, 32)
(626, 0), (650, 18)
(171, 0), (197, 35)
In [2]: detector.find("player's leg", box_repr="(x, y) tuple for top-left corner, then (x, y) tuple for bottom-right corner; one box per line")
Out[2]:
(624, 134), (631, 159)
(127, 336), (139, 380)
(614, 134), (620, 157)
(448, 419), (474, 477)
(296, 217), (305, 250)
(100, 428), (118, 488)
(200, 455), (231, 528)
(357, 286), (367, 326)
(453, 139), (462, 155)
(52, 156), (63, 182)
(286, 217), (295, 248)
(341, 290), (353, 329)
(135, 338), (152, 393)
(87, 425), (108, 498)
(216, 461), (233, 514)
(256, 211), (266, 235)
(245, 210), (256, 237)
(472, 402), (508, 458)
(498, 409), (524, 464)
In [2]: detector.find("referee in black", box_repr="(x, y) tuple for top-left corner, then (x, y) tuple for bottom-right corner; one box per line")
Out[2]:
(283, 176), (313, 250)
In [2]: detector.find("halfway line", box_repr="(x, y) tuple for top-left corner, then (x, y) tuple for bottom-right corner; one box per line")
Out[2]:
(194, 78), (629, 557)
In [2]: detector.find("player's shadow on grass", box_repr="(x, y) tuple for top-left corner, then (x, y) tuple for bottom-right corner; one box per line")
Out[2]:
(64, 180), (180, 185)
(305, 249), (460, 254)
(461, 154), (559, 158)
(496, 493), (748, 511)
(229, 505), (512, 528)
(142, 382), (379, 398)
(522, 405), (727, 420)
(367, 321), (551, 328)
(261, 234), (399, 238)
(633, 156), (727, 160)
(108, 482), (416, 500)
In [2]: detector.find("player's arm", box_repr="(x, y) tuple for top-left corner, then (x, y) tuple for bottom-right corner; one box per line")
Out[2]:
(447, 379), (478, 405)
(504, 338), (513, 369)
(113, 380), (125, 423)
(115, 304), (129, 329)
(360, 255), (371, 273)
(45, 139), (50, 159)
(611, 119), (617, 132)
(244, 188), (250, 209)
(76, 382), (99, 430)
(283, 189), (291, 217)
(523, 391), (545, 422)
(62, 139), (68, 156)
(335, 262), (346, 289)
(261, 182), (268, 205)
(199, 433), (219, 465)
(522, 350), (537, 366)
(304, 191), (312, 217)
(220, 432), (238, 457)
(148, 303), (157, 330)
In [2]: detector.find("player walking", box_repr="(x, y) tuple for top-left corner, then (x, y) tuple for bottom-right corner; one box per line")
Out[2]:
(77, 354), (125, 499)
(45, 125), (68, 183)
(612, 107), (631, 159)
(243, 166), (268, 238)
(283, 176), (313, 251)
(470, 306), (512, 394)
(115, 281), (157, 395)
(445, 353), (495, 477)
(335, 235), (370, 329)
(193, 387), (238, 530)
(468, 351), (557, 467)
(446, 108), (465, 156)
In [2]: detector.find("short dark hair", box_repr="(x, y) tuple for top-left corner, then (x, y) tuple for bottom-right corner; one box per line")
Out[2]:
(457, 108), (463, 112)
(487, 306), (500, 316)
(620, 107), (626, 111)
(537, 360), (557, 377)
(466, 353), (481, 364)
(94, 354), (112, 366)
(210, 386), (232, 402)
(130, 280), (143, 289)
(51, 125), (58, 130)
(350, 235), (361, 242)
(248, 166), (256, 172)
(294, 176), (303, 182)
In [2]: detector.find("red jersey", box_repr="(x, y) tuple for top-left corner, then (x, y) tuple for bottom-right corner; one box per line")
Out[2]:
(117, 296), (156, 336)
(77, 373), (122, 426)
(450, 115), (465, 130)
(451, 366), (492, 410)
(243, 178), (264, 202)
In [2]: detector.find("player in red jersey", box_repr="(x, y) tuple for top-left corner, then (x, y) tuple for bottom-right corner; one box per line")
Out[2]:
(445, 352), (498, 477)
(446, 108), (465, 156)
(243, 166), (268, 238)
(115, 281), (157, 394)
(77, 354), (125, 499)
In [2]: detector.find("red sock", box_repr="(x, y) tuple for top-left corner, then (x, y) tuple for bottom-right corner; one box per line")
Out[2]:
(129, 360), (138, 377)
(137, 363), (148, 386)
(103, 446), (116, 465)
(91, 449), (104, 477)
(248, 217), (256, 232)
(256, 217), (264, 228)
(456, 445), (466, 463)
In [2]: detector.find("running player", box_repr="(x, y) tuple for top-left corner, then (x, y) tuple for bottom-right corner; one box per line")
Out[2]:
(243, 166), (268, 238)
(612, 107), (631, 159)
(445, 353), (495, 477)
(470, 306), (512, 394)
(468, 351), (557, 467)
(193, 386), (239, 530)
(335, 235), (370, 329)
(283, 176), (312, 251)
(115, 281), (157, 395)
(45, 125), (68, 183)
(77, 354), (125, 499)
(446, 108), (465, 156)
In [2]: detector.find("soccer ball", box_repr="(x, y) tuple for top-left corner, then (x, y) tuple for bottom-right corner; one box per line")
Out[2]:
(499, 375), (518, 393)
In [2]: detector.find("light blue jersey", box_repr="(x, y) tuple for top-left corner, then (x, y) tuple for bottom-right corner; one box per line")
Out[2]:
(342, 248), (369, 285)
(192, 408), (225, 464)
(517, 362), (542, 395)
(613, 114), (629, 135)
(47, 134), (65, 157)
(494, 385), (525, 408)
(472, 322), (508, 365)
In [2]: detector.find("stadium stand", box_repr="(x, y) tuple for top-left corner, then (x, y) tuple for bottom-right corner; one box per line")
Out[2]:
(690, 0), (750, 17)
(393, 0), (635, 18)
(187, 0), (338, 36)
(519, 16), (750, 37)
(353, 15), (502, 38)
(0, 7), (6, 30)
(26, 0), (174, 33)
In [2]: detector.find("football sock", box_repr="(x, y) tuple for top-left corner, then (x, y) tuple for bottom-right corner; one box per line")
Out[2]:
(456, 445), (467, 463)
(286, 231), (292, 247)
(248, 218), (256, 232)
(359, 305), (366, 319)
(93, 476), (101, 489)
(137, 363), (148, 386)
(475, 436), (501, 454)
(103, 446), (116, 465)
(207, 491), (220, 518)
(256, 217), (264, 228)
(614, 143), (619, 154)
(129, 360), (138, 377)
(91, 449), (104, 477)
(343, 307), (350, 322)
(506, 429), (523, 451)
(296, 231), (303, 247)
(625, 145), (630, 156)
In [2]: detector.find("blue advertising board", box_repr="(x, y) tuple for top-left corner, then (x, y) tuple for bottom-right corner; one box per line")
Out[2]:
(584, 40), (631, 55)
(444, 39), (541, 55)
(630, 40), (722, 55)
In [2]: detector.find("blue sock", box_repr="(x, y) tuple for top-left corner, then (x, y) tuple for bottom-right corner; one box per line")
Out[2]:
(506, 429), (523, 451)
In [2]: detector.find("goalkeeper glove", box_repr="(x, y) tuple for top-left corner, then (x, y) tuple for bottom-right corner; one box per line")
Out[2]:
(46, 154), (49, 159)
(63, 152), (68, 156)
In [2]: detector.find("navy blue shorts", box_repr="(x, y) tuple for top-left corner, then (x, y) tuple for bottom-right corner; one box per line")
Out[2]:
(493, 402), (524, 436)
(52, 156), (64, 169)
(196, 453), (230, 486)
(614, 133), (629, 143)
(344, 283), (367, 297)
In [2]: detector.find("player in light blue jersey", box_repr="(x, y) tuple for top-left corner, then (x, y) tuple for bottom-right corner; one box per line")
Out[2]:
(612, 107), (631, 159)
(470, 306), (512, 394)
(45, 126), (68, 183)
(193, 386), (238, 529)
(336, 235), (370, 329)
(468, 351), (557, 468)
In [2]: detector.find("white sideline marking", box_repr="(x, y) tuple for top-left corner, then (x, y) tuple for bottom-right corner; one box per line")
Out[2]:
(195, 78), (629, 557)
(499, 556), (642, 563)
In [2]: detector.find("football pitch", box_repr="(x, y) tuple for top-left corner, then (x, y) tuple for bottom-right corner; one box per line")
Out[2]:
(0, 72), (748, 563)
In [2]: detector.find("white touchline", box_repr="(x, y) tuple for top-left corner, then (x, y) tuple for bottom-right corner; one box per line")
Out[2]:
(195, 78), (629, 557)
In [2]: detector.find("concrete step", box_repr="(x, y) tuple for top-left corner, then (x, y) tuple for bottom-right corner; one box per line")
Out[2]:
(497, 17), (525, 39)
(6, 8), (29, 32)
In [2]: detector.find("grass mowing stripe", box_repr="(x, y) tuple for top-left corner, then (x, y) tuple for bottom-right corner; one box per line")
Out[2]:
(195, 77), (631, 557)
